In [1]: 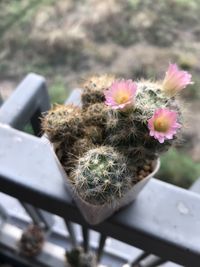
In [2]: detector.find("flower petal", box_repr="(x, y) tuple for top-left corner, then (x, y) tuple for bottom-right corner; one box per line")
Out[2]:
(147, 108), (181, 143)
(104, 79), (137, 110)
(162, 63), (193, 97)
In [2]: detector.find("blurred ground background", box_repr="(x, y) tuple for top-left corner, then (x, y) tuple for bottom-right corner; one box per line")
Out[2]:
(0, 0), (200, 188)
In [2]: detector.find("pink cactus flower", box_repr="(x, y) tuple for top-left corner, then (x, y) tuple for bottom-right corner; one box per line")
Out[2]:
(104, 79), (137, 110)
(148, 108), (181, 143)
(162, 63), (193, 96)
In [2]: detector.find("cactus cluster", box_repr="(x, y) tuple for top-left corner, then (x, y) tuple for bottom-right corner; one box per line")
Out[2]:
(105, 81), (181, 167)
(42, 64), (191, 206)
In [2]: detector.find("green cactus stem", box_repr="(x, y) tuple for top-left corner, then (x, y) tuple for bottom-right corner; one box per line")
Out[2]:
(81, 74), (115, 108)
(71, 146), (134, 205)
(41, 104), (84, 143)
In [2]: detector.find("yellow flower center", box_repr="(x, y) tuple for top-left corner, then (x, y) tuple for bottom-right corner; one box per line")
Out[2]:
(153, 117), (170, 132)
(115, 90), (130, 104)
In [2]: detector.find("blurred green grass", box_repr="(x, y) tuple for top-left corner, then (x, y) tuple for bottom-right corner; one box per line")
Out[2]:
(158, 148), (200, 188)
(49, 78), (69, 104)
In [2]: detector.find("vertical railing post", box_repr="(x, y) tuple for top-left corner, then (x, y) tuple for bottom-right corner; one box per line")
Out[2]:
(97, 234), (107, 262)
(0, 204), (8, 230)
(82, 226), (90, 253)
(64, 220), (78, 248)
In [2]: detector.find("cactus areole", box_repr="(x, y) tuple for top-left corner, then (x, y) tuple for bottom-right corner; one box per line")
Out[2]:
(42, 66), (192, 224)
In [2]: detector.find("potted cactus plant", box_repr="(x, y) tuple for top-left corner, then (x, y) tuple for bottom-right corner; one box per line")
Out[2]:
(42, 64), (192, 225)
(18, 224), (45, 257)
(66, 247), (97, 267)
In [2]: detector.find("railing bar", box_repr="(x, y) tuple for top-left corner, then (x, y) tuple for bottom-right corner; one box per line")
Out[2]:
(65, 220), (78, 247)
(97, 234), (107, 262)
(0, 73), (55, 235)
(130, 252), (149, 266)
(143, 257), (166, 267)
(0, 73), (50, 130)
(82, 225), (89, 253)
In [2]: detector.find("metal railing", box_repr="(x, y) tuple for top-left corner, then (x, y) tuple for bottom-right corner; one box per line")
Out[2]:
(0, 74), (200, 267)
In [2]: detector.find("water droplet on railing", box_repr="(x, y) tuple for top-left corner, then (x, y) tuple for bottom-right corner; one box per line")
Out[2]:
(177, 202), (189, 215)
(13, 136), (22, 143)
